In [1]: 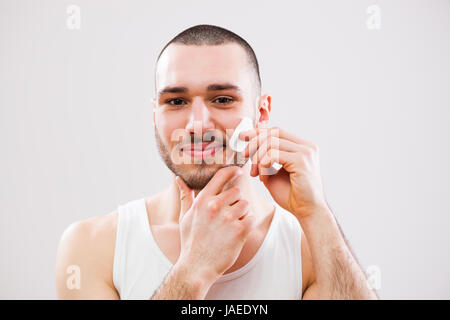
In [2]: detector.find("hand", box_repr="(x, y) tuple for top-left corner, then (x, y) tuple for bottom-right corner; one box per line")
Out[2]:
(240, 127), (329, 220)
(175, 166), (255, 285)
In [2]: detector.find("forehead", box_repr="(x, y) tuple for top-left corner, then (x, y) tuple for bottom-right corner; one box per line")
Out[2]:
(156, 43), (253, 92)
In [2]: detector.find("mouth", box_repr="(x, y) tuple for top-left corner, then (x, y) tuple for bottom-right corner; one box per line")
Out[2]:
(181, 142), (225, 158)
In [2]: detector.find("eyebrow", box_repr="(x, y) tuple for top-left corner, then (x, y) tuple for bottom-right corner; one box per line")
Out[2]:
(207, 83), (240, 92)
(158, 83), (241, 96)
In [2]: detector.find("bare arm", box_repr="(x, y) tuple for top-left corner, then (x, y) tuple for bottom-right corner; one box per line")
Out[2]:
(300, 206), (378, 300)
(150, 262), (214, 299)
(55, 216), (119, 299)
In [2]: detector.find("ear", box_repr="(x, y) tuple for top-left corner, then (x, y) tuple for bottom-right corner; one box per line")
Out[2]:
(256, 94), (271, 128)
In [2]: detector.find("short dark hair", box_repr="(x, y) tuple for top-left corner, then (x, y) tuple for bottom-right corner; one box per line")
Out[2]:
(156, 24), (261, 94)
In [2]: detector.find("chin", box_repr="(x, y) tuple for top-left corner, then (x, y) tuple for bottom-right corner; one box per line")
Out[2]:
(177, 165), (220, 190)
(178, 161), (245, 190)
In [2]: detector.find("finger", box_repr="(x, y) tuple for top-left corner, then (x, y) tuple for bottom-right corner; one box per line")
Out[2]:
(242, 129), (300, 162)
(238, 128), (258, 141)
(241, 128), (271, 177)
(256, 149), (295, 183)
(241, 126), (315, 147)
(175, 176), (194, 221)
(214, 186), (242, 207)
(252, 137), (305, 176)
(252, 136), (299, 167)
(229, 199), (250, 219)
(259, 149), (294, 173)
(199, 166), (243, 198)
(250, 138), (276, 177)
(256, 148), (274, 183)
(243, 128), (270, 159)
(250, 162), (259, 177)
(238, 213), (255, 237)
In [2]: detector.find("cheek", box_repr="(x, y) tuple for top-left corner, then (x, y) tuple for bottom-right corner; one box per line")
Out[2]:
(215, 107), (253, 132)
(155, 113), (184, 145)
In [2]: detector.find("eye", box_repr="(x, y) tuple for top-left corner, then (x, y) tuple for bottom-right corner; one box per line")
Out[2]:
(213, 96), (234, 104)
(167, 98), (187, 106)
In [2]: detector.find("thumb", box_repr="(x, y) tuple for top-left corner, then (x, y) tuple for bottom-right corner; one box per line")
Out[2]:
(175, 176), (194, 220)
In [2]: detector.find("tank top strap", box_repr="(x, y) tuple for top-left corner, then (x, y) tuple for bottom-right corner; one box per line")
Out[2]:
(113, 198), (155, 296)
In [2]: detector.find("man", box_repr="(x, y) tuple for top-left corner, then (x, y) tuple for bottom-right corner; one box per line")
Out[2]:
(55, 24), (378, 300)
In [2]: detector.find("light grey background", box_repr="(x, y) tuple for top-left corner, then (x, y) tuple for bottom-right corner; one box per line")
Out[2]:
(1, 0), (449, 299)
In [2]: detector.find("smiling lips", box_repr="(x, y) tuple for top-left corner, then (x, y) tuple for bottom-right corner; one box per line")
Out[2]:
(181, 142), (224, 158)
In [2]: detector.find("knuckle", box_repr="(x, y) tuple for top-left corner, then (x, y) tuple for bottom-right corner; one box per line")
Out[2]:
(207, 200), (220, 213)
(239, 199), (249, 208)
(237, 201), (250, 214)
(228, 165), (240, 173)
(269, 136), (277, 146)
(236, 220), (250, 237)
(215, 168), (226, 179)
(221, 165), (242, 178)
(298, 156), (307, 166)
(303, 147), (312, 156)
(231, 186), (241, 197)
(221, 212), (233, 223)
(230, 186), (240, 192)
(217, 166), (231, 178)
(233, 223), (245, 237)
(271, 126), (281, 136)
(260, 141), (269, 153)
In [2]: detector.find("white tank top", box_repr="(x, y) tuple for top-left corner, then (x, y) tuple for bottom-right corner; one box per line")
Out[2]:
(113, 198), (303, 299)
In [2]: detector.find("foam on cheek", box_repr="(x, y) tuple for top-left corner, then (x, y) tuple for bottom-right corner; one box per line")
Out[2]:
(229, 117), (282, 174)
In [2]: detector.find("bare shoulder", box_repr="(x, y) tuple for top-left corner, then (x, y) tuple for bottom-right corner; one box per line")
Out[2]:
(301, 230), (316, 297)
(58, 211), (118, 261)
(55, 210), (119, 299)
(61, 211), (118, 244)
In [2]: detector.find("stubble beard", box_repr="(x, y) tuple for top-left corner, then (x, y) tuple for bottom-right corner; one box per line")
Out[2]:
(154, 129), (247, 190)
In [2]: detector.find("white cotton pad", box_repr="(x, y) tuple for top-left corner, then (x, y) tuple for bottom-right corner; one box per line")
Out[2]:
(271, 161), (283, 171)
(230, 117), (282, 174)
(229, 117), (254, 152)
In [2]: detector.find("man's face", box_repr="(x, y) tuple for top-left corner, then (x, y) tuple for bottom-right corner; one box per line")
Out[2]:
(154, 43), (259, 190)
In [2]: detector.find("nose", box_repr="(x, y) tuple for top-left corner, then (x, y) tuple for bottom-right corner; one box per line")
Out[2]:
(185, 97), (215, 138)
